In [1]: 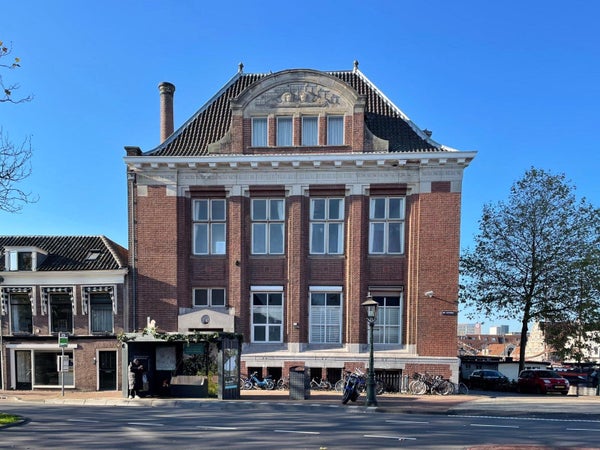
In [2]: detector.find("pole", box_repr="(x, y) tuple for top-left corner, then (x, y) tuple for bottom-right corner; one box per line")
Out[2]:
(61, 347), (65, 397)
(366, 319), (378, 407)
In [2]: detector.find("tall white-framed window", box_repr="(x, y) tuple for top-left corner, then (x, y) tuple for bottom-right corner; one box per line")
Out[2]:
(193, 288), (226, 307)
(193, 199), (226, 255)
(327, 115), (344, 145)
(369, 197), (405, 254)
(372, 292), (403, 344)
(302, 116), (318, 146)
(90, 292), (113, 333)
(276, 116), (293, 146)
(252, 117), (268, 147)
(251, 287), (283, 343)
(7, 251), (32, 271)
(9, 292), (33, 334)
(310, 198), (344, 254)
(49, 293), (73, 334)
(251, 198), (285, 254)
(309, 287), (342, 344)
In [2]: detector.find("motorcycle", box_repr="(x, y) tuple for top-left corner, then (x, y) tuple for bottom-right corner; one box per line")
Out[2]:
(341, 372), (360, 404)
(244, 371), (275, 390)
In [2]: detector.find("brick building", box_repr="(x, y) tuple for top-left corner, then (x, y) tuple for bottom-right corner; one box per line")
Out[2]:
(124, 63), (476, 385)
(0, 236), (128, 391)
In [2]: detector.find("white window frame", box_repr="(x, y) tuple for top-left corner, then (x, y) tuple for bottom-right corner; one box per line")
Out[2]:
(276, 116), (293, 146)
(192, 199), (226, 255)
(309, 198), (344, 255)
(309, 286), (343, 344)
(250, 286), (284, 343)
(193, 288), (226, 307)
(251, 198), (285, 255)
(9, 291), (33, 334)
(251, 117), (268, 147)
(369, 197), (405, 254)
(301, 116), (318, 146)
(371, 291), (403, 345)
(327, 115), (344, 145)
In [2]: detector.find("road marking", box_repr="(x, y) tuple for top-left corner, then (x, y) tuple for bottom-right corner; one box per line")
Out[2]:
(566, 428), (600, 432)
(197, 426), (238, 430)
(470, 424), (519, 428)
(364, 434), (416, 441)
(67, 419), (99, 423)
(386, 419), (429, 424)
(274, 430), (320, 435)
(454, 414), (600, 424)
(127, 421), (164, 426)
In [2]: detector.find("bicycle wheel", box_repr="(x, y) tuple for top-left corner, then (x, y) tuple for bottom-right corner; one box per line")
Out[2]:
(335, 379), (344, 392)
(409, 380), (427, 395)
(375, 379), (385, 395)
(457, 382), (469, 395)
(436, 380), (454, 395)
(265, 379), (275, 390)
(243, 380), (253, 390)
(322, 380), (332, 390)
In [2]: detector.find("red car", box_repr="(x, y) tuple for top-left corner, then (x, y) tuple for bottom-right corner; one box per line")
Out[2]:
(517, 369), (570, 395)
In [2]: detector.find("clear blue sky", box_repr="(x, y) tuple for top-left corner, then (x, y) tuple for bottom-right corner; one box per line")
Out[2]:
(2, 1), (598, 333)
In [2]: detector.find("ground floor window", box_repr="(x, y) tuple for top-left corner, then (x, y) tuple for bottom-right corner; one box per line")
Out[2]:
(33, 350), (74, 387)
(251, 289), (283, 343)
(372, 293), (403, 344)
(309, 290), (342, 344)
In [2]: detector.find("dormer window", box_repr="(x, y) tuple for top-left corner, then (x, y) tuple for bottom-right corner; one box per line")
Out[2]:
(251, 117), (267, 147)
(276, 116), (293, 146)
(9, 251), (32, 271)
(327, 115), (344, 145)
(301, 116), (318, 146)
(4, 247), (46, 271)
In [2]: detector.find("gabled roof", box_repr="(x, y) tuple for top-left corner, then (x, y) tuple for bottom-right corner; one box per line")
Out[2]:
(0, 235), (128, 271)
(145, 66), (443, 157)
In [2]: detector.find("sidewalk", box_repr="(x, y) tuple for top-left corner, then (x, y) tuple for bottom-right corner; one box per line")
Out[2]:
(2, 388), (599, 418)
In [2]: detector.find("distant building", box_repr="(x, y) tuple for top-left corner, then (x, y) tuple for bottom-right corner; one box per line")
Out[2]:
(489, 325), (509, 335)
(458, 323), (481, 336)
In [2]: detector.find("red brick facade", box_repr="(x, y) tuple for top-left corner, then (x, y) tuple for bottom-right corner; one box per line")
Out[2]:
(125, 67), (476, 386)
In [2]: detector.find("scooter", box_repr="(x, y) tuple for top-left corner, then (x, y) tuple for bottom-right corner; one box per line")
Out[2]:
(341, 372), (360, 404)
(245, 371), (275, 390)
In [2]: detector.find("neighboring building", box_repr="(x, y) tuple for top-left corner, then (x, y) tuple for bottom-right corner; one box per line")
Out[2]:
(489, 325), (509, 335)
(458, 333), (521, 357)
(0, 236), (128, 391)
(123, 63), (476, 385)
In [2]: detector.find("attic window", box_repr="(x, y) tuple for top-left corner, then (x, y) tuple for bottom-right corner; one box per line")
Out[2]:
(7, 251), (33, 271)
(85, 249), (102, 261)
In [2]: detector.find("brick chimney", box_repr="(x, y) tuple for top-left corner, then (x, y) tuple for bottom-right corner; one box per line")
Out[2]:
(158, 82), (176, 142)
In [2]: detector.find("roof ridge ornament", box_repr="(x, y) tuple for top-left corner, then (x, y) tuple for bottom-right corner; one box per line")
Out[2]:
(238, 62), (244, 73)
(353, 60), (359, 72)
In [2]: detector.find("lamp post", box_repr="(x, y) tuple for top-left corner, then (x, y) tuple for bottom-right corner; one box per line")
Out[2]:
(362, 292), (378, 407)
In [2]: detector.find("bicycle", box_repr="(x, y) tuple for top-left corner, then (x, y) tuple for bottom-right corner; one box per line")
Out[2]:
(276, 377), (289, 390)
(310, 377), (332, 390)
(409, 372), (453, 395)
(454, 381), (469, 395)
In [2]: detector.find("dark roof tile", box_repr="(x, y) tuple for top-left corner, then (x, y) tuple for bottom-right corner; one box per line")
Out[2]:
(0, 236), (128, 271)
(145, 69), (440, 157)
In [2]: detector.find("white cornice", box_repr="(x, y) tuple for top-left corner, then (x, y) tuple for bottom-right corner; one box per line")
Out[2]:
(125, 151), (477, 172)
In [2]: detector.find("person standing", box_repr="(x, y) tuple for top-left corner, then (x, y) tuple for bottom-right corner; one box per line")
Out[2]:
(128, 359), (144, 399)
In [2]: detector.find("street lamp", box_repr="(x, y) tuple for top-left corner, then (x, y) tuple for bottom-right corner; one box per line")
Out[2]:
(362, 292), (378, 407)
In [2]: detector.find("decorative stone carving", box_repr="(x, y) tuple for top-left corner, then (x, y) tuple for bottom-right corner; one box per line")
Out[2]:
(251, 82), (345, 111)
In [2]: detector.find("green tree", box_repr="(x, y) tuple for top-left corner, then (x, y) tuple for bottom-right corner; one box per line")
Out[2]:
(460, 168), (600, 373)
(0, 40), (35, 212)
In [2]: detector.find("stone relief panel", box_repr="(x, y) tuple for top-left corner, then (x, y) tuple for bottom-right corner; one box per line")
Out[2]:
(246, 82), (350, 114)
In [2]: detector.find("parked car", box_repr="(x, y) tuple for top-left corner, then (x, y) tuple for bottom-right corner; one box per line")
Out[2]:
(517, 369), (569, 395)
(468, 369), (510, 390)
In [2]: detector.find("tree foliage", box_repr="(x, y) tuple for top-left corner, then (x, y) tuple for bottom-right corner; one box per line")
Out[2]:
(460, 168), (600, 372)
(0, 40), (35, 212)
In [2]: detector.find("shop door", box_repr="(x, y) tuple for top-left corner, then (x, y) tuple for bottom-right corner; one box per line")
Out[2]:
(15, 350), (32, 390)
(98, 350), (117, 390)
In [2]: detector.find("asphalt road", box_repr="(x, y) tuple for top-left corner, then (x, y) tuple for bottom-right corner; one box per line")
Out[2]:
(1, 398), (600, 449)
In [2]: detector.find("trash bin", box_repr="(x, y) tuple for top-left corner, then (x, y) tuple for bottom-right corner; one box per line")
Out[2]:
(289, 366), (310, 400)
